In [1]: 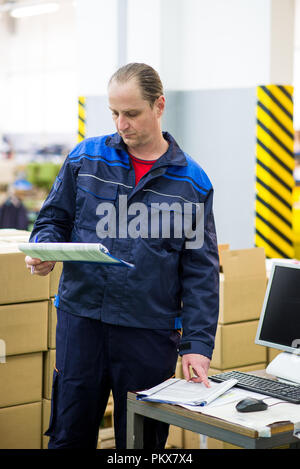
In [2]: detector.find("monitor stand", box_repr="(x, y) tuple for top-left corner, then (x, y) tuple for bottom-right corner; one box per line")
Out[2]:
(266, 351), (300, 385)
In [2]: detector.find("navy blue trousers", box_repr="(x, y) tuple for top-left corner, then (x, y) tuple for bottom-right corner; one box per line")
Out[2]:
(45, 309), (180, 449)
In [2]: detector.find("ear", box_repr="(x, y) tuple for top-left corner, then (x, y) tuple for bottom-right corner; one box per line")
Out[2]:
(155, 95), (165, 117)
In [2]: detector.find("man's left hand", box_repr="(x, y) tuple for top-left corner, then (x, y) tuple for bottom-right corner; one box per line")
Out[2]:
(181, 353), (211, 387)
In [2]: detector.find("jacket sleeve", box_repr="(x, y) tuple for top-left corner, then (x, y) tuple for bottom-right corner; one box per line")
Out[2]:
(29, 156), (78, 243)
(178, 189), (219, 359)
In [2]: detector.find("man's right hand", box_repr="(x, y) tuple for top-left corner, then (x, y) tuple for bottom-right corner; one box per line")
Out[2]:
(25, 256), (56, 276)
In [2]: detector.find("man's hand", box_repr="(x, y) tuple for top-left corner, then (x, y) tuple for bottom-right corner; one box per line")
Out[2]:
(181, 353), (211, 387)
(25, 255), (56, 276)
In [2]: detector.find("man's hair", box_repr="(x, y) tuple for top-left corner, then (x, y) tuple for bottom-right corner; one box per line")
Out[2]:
(108, 63), (164, 108)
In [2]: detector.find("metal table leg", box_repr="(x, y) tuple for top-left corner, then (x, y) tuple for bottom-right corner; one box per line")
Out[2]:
(127, 401), (144, 449)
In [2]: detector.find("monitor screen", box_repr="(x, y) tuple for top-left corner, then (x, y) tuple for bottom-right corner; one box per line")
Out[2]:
(255, 263), (300, 354)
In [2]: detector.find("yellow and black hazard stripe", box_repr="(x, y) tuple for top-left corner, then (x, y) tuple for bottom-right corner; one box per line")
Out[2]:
(78, 96), (86, 142)
(255, 85), (295, 259)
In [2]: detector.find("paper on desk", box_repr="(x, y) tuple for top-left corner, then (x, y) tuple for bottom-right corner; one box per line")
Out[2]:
(198, 388), (268, 409)
(197, 389), (300, 437)
(178, 388), (268, 413)
(18, 242), (134, 267)
(136, 378), (237, 406)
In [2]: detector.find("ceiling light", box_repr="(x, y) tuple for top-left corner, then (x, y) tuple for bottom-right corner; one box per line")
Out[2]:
(10, 2), (60, 18)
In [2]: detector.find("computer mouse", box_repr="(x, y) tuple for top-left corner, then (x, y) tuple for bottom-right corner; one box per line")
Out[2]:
(236, 398), (268, 413)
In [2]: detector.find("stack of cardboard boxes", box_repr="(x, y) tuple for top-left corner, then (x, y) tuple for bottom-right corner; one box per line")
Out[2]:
(0, 232), (49, 449)
(0, 230), (63, 449)
(0, 229), (114, 449)
(167, 246), (269, 450)
(204, 246), (268, 449)
(210, 246), (267, 373)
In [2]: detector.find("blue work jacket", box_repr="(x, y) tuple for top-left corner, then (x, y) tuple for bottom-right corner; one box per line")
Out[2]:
(30, 132), (219, 358)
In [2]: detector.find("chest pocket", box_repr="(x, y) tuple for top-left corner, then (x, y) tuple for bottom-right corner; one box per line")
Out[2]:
(76, 175), (118, 230)
(144, 190), (187, 252)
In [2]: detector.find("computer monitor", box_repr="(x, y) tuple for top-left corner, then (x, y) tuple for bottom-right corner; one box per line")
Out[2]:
(255, 262), (300, 354)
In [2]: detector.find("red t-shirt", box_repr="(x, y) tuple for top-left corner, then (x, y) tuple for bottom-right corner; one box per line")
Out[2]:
(130, 154), (157, 186)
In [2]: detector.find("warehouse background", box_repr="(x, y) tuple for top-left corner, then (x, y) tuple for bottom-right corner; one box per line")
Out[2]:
(0, 0), (300, 451)
(0, 0), (300, 250)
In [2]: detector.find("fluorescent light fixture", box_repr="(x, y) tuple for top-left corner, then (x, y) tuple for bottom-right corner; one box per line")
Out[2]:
(10, 2), (60, 18)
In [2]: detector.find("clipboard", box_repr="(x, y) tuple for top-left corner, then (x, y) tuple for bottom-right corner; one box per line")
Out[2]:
(18, 242), (134, 268)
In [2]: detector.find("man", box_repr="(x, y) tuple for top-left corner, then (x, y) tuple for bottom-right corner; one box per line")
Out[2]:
(25, 63), (219, 449)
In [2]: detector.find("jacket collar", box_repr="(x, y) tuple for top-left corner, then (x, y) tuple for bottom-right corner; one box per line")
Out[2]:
(105, 132), (187, 168)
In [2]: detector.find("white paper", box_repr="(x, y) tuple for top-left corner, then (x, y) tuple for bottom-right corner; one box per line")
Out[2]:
(136, 378), (237, 406)
(177, 388), (268, 412)
(197, 389), (300, 437)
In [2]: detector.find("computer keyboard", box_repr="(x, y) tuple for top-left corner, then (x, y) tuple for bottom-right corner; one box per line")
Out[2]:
(210, 370), (300, 404)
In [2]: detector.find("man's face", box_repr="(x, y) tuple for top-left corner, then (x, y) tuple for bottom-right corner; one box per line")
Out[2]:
(108, 78), (164, 152)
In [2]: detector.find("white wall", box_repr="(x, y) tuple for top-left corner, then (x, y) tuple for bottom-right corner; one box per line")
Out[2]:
(270, 0), (295, 84)
(127, 0), (299, 126)
(172, 0), (272, 90)
(0, 0), (299, 135)
(127, 0), (295, 91)
(0, 0), (78, 137)
(75, 0), (119, 96)
(127, 0), (161, 72)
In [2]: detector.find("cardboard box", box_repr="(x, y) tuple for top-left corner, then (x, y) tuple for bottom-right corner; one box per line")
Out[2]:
(202, 435), (240, 450)
(208, 362), (267, 376)
(175, 356), (182, 378)
(267, 348), (282, 364)
(211, 321), (267, 369)
(0, 401), (42, 449)
(219, 248), (267, 324)
(0, 228), (62, 302)
(0, 352), (43, 407)
(49, 262), (63, 297)
(97, 427), (115, 449)
(0, 229), (31, 241)
(43, 349), (56, 399)
(0, 248), (49, 304)
(0, 301), (48, 356)
(48, 299), (57, 349)
(183, 430), (200, 449)
(42, 399), (51, 449)
(167, 425), (183, 448)
(167, 427), (201, 449)
(218, 243), (230, 266)
(0, 236), (30, 244)
(105, 393), (114, 417)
